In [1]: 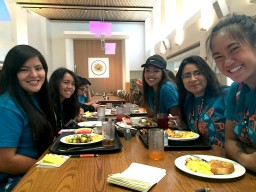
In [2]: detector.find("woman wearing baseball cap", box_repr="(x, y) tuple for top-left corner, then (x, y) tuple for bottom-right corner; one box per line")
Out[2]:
(141, 54), (182, 126)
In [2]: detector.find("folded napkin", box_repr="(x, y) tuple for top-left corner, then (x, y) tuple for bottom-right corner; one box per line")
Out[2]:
(36, 153), (70, 168)
(107, 163), (166, 192)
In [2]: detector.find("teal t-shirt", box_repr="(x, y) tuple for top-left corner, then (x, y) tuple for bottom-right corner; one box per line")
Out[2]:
(148, 81), (178, 114)
(184, 87), (229, 147)
(0, 92), (39, 180)
(225, 82), (256, 146)
(78, 95), (88, 104)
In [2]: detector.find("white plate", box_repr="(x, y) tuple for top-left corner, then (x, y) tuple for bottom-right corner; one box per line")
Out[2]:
(105, 112), (115, 116)
(175, 155), (246, 179)
(78, 121), (102, 127)
(116, 122), (133, 129)
(60, 133), (103, 145)
(168, 130), (199, 141)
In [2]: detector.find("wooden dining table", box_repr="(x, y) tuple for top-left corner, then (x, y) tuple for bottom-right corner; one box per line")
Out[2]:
(92, 95), (125, 105)
(13, 134), (256, 192)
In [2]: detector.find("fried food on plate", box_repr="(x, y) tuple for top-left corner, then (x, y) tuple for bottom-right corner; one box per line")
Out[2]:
(166, 129), (195, 138)
(185, 157), (235, 175)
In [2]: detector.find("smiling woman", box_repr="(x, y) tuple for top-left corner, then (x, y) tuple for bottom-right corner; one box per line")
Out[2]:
(141, 54), (181, 123)
(206, 14), (256, 173)
(49, 68), (80, 132)
(0, 45), (56, 191)
(17, 57), (46, 95)
(175, 55), (229, 147)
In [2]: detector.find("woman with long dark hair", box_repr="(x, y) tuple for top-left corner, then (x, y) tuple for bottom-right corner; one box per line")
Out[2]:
(0, 45), (55, 191)
(170, 55), (229, 146)
(206, 14), (256, 173)
(49, 68), (80, 131)
(141, 54), (181, 121)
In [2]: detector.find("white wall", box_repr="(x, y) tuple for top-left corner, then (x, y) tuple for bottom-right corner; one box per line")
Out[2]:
(1, 0), (255, 75)
(1, 1), (145, 76)
(0, 0), (52, 73)
(49, 21), (145, 74)
(0, 0), (15, 64)
(162, 0), (256, 72)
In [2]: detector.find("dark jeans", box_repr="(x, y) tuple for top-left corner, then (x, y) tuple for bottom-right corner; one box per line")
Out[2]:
(0, 176), (22, 192)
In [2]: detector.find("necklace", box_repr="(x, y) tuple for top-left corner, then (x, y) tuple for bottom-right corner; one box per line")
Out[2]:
(192, 97), (204, 131)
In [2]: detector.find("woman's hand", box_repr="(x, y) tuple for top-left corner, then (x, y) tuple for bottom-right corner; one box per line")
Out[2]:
(92, 103), (100, 110)
(168, 114), (187, 130)
(168, 114), (179, 128)
(76, 108), (85, 122)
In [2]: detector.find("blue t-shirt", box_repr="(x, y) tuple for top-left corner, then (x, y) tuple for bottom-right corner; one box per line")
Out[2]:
(225, 82), (256, 146)
(78, 95), (88, 104)
(184, 87), (229, 147)
(0, 92), (39, 180)
(148, 81), (178, 114)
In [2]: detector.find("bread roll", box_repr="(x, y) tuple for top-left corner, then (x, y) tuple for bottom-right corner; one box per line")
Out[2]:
(209, 160), (234, 175)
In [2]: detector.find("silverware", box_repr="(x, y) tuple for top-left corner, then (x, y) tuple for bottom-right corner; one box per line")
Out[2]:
(178, 152), (208, 163)
(58, 146), (112, 152)
(189, 155), (209, 163)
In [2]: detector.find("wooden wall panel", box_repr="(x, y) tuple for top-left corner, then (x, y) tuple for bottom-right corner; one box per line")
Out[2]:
(74, 40), (123, 94)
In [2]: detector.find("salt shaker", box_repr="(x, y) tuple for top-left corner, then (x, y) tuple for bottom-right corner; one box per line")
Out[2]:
(124, 128), (131, 142)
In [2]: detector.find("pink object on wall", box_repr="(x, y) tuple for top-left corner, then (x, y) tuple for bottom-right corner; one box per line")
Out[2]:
(105, 43), (116, 55)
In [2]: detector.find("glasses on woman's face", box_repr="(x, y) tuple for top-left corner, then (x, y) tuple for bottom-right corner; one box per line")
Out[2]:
(181, 70), (203, 81)
(78, 88), (85, 92)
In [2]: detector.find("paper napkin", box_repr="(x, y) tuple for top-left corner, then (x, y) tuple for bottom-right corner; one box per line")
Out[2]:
(107, 163), (166, 192)
(36, 153), (70, 168)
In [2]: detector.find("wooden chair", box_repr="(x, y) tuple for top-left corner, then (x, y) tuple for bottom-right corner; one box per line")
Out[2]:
(129, 93), (135, 104)
(133, 91), (142, 106)
(124, 93), (130, 102)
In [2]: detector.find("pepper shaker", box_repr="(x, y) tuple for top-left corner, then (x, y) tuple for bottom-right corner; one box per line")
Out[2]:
(124, 128), (131, 142)
(164, 131), (168, 146)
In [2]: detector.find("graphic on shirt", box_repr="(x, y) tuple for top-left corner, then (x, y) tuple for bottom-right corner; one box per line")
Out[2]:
(234, 113), (256, 146)
(188, 107), (224, 146)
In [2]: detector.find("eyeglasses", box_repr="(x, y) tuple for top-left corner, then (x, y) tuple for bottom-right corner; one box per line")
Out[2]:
(181, 70), (203, 80)
(78, 88), (85, 91)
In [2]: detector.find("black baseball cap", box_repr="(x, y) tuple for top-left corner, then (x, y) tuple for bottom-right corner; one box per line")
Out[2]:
(141, 54), (167, 69)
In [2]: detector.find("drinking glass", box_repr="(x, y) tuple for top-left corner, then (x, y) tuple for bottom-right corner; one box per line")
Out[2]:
(157, 113), (168, 129)
(97, 106), (105, 121)
(106, 103), (113, 109)
(102, 121), (115, 146)
(116, 107), (125, 122)
(148, 128), (164, 160)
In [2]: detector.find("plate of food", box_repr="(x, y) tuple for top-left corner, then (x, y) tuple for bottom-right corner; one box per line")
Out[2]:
(83, 111), (97, 118)
(78, 121), (102, 127)
(74, 128), (94, 134)
(166, 129), (199, 141)
(60, 134), (103, 145)
(132, 118), (157, 128)
(175, 155), (246, 179)
(116, 122), (133, 129)
(115, 122), (137, 136)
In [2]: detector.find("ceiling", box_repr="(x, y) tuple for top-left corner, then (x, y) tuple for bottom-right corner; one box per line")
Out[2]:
(15, 0), (159, 22)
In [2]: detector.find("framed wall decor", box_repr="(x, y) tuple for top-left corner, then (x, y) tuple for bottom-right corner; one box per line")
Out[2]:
(88, 58), (109, 78)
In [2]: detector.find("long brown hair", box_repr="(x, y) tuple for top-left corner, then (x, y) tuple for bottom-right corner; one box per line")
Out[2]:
(0, 45), (55, 154)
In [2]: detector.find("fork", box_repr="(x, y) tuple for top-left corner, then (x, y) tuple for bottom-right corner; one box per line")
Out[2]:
(189, 155), (208, 163)
(178, 152), (208, 163)
(58, 146), (112, 152)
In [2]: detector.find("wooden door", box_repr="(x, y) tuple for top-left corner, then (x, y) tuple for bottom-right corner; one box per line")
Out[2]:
(74, 40), (123, 94)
